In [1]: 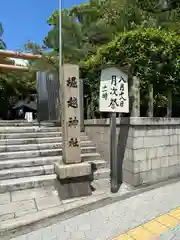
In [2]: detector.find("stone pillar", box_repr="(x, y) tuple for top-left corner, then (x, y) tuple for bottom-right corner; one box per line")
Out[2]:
(148, 84), (153, 117)
(61, 64), (81, 164)
(167, 89), (172, 117)
(79, 79), (85, 132)
(131, 76), (140, 117)
(55, 64), (92, 199)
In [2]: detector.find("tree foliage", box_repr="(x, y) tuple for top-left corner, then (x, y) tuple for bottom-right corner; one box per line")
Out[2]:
(81, 28), (180, 116)
(2, 0), (180, 118)
(40, 0), (180, 63)
(0, 24), (36, 118)
(22, 0), (180, 117)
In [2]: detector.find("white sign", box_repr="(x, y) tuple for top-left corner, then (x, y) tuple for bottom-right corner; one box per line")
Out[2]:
(99, 67), (129, 113)
(25, 112), (33, 122)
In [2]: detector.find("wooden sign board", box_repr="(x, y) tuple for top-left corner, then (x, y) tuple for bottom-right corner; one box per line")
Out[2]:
(99, 67), (129, 113)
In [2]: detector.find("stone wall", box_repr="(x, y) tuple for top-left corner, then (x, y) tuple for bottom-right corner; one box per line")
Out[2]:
(84, 117), (180, 186)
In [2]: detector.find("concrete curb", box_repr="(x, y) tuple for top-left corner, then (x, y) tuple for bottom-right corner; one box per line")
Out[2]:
(1, 177), (180, 240)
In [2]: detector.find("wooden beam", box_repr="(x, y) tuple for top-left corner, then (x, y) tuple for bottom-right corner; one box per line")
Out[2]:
(0, 64), (29, 71)
(0, 50), (41, 60)
(0, 56), (14, 65)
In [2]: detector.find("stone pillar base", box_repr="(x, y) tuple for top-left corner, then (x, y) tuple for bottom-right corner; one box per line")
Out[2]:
(55, 176), (92, 200)
(54, 162), (92, 200)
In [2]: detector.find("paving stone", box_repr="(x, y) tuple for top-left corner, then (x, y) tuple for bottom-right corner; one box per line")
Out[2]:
(0, 199), (36, 217)
(0, 213), (14, 221)
(62, 197), (86, 205)
(10, 181), (180, 240)
(11, 187), (57, 202)
(159, 229), (176, 239)
(15, 207), (38, 218)
(35, 195), (62, 211)
(0, 174), (57, 193)
(0, 192), (10, 205)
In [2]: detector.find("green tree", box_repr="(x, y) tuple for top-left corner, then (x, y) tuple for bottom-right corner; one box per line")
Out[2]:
(19, 0), (180, 118)
(0, 23), (36, 118)
(42, 0), (180, 64)
(81, 28), (180, 117)
(137, 0), (180, 13)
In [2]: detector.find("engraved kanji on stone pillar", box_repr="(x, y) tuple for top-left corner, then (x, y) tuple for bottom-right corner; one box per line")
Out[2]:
(61, 64), (81, 164)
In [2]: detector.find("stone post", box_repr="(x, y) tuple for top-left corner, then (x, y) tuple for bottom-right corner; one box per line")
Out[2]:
(148, 84), (153, 117)
(79, 79), (85, 132)
(167, 89), (172, 117)
(60, 64), (81, 164)
(55, 64), (92, 199)
(131, 76), (140, 117)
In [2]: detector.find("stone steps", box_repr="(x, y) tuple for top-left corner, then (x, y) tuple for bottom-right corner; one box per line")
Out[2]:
(93, 168), (110, 180)
(0, 135), (88, 144)
(0, 147), (98, 160)
(0, 137), (62, 145)
(87, 159), (107, 170)
(0, 160), (107, 192)
(0, 154), (102, 170)
(0, 141), (95, 152)
(0, 127), (62, 133)
(0, 132), (88, 140)
(0, 132), (61, 140)
(0, 123), (109, 193)
(0, 156), (60, 169)
(0, 165), (54, 180)
(0, 174), (57, 193)
(0, 160), (107, 181)
(0, 120), (55, 127)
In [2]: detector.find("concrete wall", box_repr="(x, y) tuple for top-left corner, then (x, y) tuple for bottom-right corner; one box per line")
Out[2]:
(84, 117), (180, 186)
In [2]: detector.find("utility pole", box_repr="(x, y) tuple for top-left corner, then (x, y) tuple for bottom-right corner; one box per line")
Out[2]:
(59, 0), (63, 124)
(59, 0), (62, 68)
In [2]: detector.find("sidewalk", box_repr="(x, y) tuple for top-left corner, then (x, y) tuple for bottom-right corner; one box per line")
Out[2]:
(0, 179), (133, 239)
(11, 179), (180, 240)
(113, 207), (180, 239)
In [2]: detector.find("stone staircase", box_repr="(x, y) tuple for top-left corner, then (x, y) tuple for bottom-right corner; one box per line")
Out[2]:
(0, 121), (109, 193)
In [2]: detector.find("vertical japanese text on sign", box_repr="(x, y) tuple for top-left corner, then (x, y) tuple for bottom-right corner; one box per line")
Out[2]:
(99, 67), (129, 113)
(66, 76), (79, 148)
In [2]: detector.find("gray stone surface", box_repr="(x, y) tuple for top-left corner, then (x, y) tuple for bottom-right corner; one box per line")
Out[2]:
(0, 127), (61, 133)
(56, 176), (92, 200)
(85, 117), (180, 186)
(11, 180), (180, 240)
(93, 168), (110, 180)
(55, 162), (91, 179)
(0, 174), (57, 193)
(159, 225), (180, 239)
(0, 123), (109, 194)
(0, 138), (109, 198)
(11, 187), (57, 202)
(0, 179), (113, 220)
(35, 195), (62, 211)
(0, 179), (132, 239)
(61, 64), (81, 164)
(0, 193), (10, 204)
(0, 213), (14, 222)
(0, 199), (37, 217)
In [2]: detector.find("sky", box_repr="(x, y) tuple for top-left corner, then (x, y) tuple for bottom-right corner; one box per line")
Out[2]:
(0, 0), (86, 50)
